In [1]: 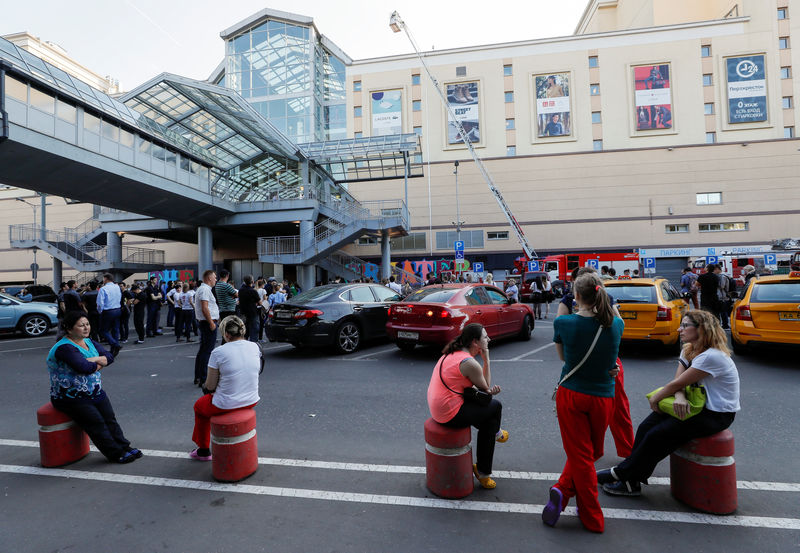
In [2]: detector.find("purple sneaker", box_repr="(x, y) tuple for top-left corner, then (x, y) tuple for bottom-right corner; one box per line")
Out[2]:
(542, 487), (564, 527)
(189, 448), (212, 462)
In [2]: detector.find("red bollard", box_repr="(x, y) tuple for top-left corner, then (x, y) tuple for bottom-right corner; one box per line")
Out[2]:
(37, 403), (90, 467)
(424, 417), (473, 499)
(670, 429), (737, 514)
(211, 409), (258, 483)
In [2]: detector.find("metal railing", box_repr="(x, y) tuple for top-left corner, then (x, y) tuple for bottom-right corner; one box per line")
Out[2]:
(327, 250), (422, 285)
(122, 245), (165, 265)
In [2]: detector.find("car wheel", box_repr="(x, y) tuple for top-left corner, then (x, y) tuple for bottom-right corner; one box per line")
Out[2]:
(334, 321), (361, 354)
(518, 315), (533, 341)
(20, 314), (49, 337)
(732, 338), (749, 356)
(396, 341), (416, 352)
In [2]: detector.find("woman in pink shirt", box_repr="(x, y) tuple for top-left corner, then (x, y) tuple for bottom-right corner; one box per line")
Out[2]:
(427, 323), (508, 489)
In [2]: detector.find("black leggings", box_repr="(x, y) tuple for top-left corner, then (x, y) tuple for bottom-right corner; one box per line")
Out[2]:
(615, 408), (735, 484)
(442, 398), (502, 475)
(51, 394), (131, 461)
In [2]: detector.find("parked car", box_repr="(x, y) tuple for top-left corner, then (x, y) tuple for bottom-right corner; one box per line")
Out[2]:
(0, 292), (59, 337)
(520, 271), (552, 303)
(385, 283), (535, 351)
(266, 283), (402, 354)
(4, 284), (58, 304)
(731, 270), (800, 354)
(603, 277), (688, 351)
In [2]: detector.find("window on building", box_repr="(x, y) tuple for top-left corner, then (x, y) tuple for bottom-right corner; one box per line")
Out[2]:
(505, 118), (515, 130)
(778, 7), (788, 19)
(701, 45), (711, 57)
(704, 103), (715, 115)
(413, 153), (423, 164)
(781, 66), (792, 79)
(412, 100), (421, 112)
(588, 56), (599, 68)
(391, 232), (427, 251)
(506, 146), (516, 156)
(590, 84), (600, 95)
(503, 64), (513, 76)
(357, 236), (377, 245)
(435, 230), (484, 249)
(412, 74), (421, 85)
(504, 91), (514, 103)
(783, 96), (793, 109)
(665, 224), (689, 233)
(593, 139), (603, 151)
(456, 66), (467, 77)
(696, 192), (722, 205)
(784, 126), (795, 138)
(706, 132), (717, 144)
(354, 131), (363, 138)
(353, 80), (361, 92)
(703, 74), (713, 86)
(354, 106), (362, 117)
(487, 231), (509, 240)
(413, 126), (423, 136)
(699, 222), (748, 232)
(780, 37), (790, 49)
(591, 111), (602, 124)
(6, 75), (27, 102)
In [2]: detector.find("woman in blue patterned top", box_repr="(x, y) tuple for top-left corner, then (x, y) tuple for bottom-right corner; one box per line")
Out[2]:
(47, 311), (142, 464)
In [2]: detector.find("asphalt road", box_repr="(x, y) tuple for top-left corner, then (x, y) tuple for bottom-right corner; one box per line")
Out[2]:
(0, 315), (798, 552)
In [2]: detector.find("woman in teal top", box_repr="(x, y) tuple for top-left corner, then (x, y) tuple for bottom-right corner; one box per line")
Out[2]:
(542, 273), (623, 533)
(47, 311), (142, 464)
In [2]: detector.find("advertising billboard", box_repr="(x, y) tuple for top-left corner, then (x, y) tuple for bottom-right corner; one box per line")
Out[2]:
(535, 73), (571, 137)
(726, 55), (767, 123)
(371, 90), (403, 136)
(633, 63), (673, 130)
(446, 81), (480, 145)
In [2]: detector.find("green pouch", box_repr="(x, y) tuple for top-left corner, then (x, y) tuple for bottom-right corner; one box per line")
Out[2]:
(646, 385), (706, 420)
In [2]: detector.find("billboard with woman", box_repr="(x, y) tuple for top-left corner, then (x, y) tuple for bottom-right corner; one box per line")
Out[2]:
(535, 73), (571, 137)
(633, 64), (673, 130)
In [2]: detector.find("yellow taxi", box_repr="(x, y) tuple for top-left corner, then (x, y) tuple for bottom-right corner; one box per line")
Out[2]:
(731, 271), (800, 354)
(604, 277), (689, 350)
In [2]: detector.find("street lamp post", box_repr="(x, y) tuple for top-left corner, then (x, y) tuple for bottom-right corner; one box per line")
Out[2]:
(15, 196), (38, 283)
(16, 194), (51, 284)
(451, 160), (464, 242)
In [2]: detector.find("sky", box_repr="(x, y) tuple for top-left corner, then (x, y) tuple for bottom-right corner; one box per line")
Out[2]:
(1, 0), (588, 92)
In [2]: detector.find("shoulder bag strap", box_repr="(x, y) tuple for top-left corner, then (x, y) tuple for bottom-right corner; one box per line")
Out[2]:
(438, 353), (468, 396)
(553, 324), (604, 396)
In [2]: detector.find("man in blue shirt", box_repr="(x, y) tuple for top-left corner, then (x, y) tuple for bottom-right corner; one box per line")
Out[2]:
(97, 273), (123, 356)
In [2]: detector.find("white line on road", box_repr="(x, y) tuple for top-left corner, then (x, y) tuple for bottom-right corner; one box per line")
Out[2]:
(2, 439), (798, 492)
(348, 346), (402, 360)
(1, 463), (798, 530)
(0, 345), (52, 353)
(509, 342), (555, 361)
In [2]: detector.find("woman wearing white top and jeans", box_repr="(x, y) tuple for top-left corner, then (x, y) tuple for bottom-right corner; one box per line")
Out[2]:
(597, 309), (740, 496)
(190, 315), (261, 461)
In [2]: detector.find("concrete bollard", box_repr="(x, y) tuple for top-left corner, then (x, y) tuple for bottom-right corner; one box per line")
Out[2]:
(424, 417), (473, 499)
(670, 429), (737, 514)
(211, 409), (258, 483)
(37, 403), (90, 467)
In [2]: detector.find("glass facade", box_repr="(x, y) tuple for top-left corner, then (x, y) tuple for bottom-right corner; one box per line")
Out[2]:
(223, 18), (347, 143)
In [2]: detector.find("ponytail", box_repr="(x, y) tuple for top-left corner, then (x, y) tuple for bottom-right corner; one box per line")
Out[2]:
(442, 323), (484, 355)
(574, 273), (615, 328)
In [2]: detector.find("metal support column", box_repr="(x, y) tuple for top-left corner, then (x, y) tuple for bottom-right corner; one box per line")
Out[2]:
(106, 231), (123, 281)
(198, 227), (213, 276)
(381, 229), (391, 280)
(298, 220), (314, 292)
(52, 258), (62, 289)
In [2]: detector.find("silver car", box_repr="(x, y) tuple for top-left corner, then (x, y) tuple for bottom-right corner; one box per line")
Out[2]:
(0, 292), (59, 337)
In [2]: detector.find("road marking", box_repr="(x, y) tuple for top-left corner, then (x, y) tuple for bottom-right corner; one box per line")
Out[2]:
(2, 439), (799, 492)
(492, 359), (543, 363)
(509, 342), (555, 361)
(0, 463), (798, 530)
(125, 341), (196, 352)
(347, 346), (401, 360)
(0, 345), (52, 353)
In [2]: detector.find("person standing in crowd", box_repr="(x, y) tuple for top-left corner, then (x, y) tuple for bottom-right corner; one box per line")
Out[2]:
(697, 264), (721, 320)
(166, 281), (179, 329)
(56, 280), (85, 341)
(256, 278), (268, 341)
(119, 282), (131, 344)
(607, 267), (617, 279)
(268, 281), (286, 310)
(543, 273), (623, 533)
(427, 323), (507, 489)
(680, 267), (699, 309)
(47, 311), (142, 464)
(189, 316), (260, 461)
(170, 282), (184, 341)
(740, 264), (756, 288)
(387, 275), (403, 295)
(131, 284), (147, 344)
(96, 274), (122, 357)
(505, 278), (519, 302)
(145, 276), (163, 337)
(714, 265), (732, 330)
(177, 282), (195, 342)
(485, 273), (494, 286)
(215, 270), (238, 344)
(598, 310), (739, 497)
(237, 275), (261, 343)
(599, 266), (612, 281)
(56, 282), (67, 329)
(195, 270), (219, 386)
(531, 276), (545, 320)
(82, 281), (100, 343)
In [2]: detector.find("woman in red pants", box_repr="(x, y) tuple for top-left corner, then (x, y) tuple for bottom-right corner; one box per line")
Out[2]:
(544, 273), (623, 533)
(190, 316), (261, 460)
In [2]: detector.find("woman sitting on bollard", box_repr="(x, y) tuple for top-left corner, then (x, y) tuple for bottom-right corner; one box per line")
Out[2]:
(598, 309), (740, 497)
(426, 323), (508, 489)
(47, 310), (142, 464)
(544, 273), (623, 533)
(189, 315), (261, 461)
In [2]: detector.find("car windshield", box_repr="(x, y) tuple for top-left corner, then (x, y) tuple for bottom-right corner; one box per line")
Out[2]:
(604, 285), (657, 303)
(289, 286), (339, 304)
(751, 282), (800, 303)
(404, 288), (459, 303)
(0, 292), (19, 302)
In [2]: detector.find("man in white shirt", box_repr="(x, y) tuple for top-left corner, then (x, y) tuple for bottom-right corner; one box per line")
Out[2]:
(97, 273), (123, 356)
(194, 270), (219, 386)
(387, 275), (403, 295)
(505, 278), (519, 303)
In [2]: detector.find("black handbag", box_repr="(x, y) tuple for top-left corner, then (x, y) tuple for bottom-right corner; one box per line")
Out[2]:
(438, 355), (492, 406)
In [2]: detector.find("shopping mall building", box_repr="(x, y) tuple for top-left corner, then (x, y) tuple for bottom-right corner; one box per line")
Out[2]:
(1, 0), (798, 286)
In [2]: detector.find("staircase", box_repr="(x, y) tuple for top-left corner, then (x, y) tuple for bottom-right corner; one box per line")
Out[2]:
(317, 250), (422, 286)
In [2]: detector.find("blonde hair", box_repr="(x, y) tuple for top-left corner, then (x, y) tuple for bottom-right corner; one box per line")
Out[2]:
(220, 315), (246, 340)
(574, 273), (615, 328)
(681, 309), (730, 360)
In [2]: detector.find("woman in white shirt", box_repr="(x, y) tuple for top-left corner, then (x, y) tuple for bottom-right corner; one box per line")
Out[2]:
(597, 309), (740, 496)
(189, 316), (261, 461)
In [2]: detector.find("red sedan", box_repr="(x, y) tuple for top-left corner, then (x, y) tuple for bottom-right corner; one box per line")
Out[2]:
(385, 283), (535, 351)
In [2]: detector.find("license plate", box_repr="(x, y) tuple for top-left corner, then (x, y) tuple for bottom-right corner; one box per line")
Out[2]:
(398, 331), (419, 340)
(779, 312), (800, 320)
(620, 311), (637, 320)
(276, 311), (292, 319)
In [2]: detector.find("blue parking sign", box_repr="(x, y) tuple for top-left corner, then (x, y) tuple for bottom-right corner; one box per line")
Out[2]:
(454, 240), (464, 251)
(706, 255), (719, 266)
(764, 253), (777, 267)
(586, 259), (599, 270)
(473, 262), (484, 273)
(643, 257), (656, 268)
(527, 260), (540, 272)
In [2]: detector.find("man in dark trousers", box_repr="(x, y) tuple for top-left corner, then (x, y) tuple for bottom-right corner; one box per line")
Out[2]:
(131, 284), (148, 344)
(238, 274), (261, 343)
(82, 281), (100, 342)
(697, 264), (721, 319)
(145, 276), (163, 337)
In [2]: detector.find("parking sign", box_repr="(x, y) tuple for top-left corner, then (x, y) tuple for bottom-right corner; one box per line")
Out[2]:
(643, 258), (656, 269)
(527, 260), (540, 272)
(455, 250), (465, 260)
(586, 259), (599, 270)
(454, 241), (464, 252)
(764, 253), (777, 269)
(706, 255), (719, 266)
(473, 262), (484, 273)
